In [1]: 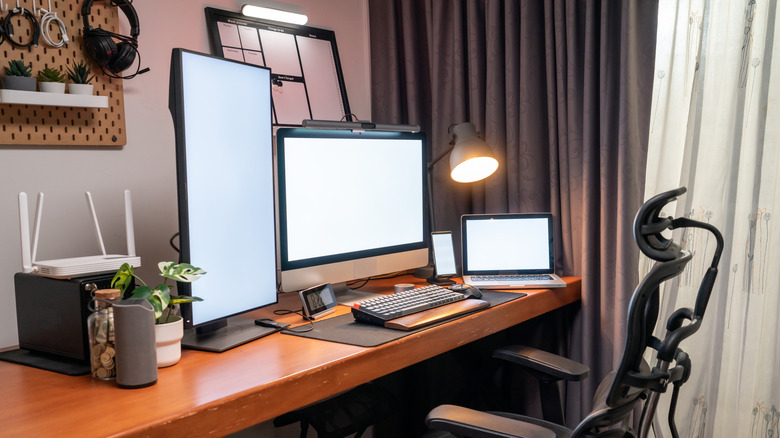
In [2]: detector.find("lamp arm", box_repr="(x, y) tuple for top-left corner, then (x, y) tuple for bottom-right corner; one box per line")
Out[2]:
(428, 145), (455, 171)
(426, 145), (455, 232)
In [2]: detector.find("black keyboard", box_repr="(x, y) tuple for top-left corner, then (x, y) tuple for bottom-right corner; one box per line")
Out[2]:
(351, 284), (470, 326)
(471, 274), (552, 281)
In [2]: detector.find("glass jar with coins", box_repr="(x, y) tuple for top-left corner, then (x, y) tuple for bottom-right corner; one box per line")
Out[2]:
(87, 288), (121, 380)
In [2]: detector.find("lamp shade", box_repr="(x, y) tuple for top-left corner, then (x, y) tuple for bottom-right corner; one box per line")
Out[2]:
(448, 123), (498, 183)
(241, 5), (308, 25)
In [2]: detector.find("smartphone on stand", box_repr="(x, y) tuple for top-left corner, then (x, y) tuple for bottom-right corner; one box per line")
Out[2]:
(429, 231), (457, 285)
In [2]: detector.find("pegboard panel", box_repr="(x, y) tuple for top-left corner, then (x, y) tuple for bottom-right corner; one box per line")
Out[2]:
(0, 0), (126, 146)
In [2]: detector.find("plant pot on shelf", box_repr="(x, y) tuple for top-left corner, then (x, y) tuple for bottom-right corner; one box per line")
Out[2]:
(39, 82), (66, 93)
(155, 315), (184, 367)
(68, 83), (94, 95)
(2, 76), (37, 91)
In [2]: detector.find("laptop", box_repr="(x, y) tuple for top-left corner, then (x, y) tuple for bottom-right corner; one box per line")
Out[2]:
(461, 213), (567, 289)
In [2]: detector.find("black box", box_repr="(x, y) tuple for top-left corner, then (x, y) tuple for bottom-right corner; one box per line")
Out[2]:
(14, 272), (118, 362)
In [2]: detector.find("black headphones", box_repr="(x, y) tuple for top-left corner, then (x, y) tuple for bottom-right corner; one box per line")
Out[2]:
(82, 0), (148, 78)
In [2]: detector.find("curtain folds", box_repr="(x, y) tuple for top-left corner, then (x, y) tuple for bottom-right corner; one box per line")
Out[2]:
(369, 0), (658, 427)
(646, 1), (780, 436)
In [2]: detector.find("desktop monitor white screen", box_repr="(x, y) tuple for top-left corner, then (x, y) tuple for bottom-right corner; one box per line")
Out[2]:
(276, 129), (428, 292)
(171, 49), (277, 328)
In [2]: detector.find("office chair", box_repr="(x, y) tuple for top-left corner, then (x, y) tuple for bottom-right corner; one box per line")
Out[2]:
(426, 186), (724, 438)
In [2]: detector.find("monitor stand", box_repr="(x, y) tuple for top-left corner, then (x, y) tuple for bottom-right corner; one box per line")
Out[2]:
(332, 282), (383, 307)
(182, 317), (279, 353)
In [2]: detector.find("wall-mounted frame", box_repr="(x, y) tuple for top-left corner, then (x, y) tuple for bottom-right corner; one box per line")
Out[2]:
(205, 7), (350, 126)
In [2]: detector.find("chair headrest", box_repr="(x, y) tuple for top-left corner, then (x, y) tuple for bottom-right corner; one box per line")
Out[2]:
(633, 187), (687, 261)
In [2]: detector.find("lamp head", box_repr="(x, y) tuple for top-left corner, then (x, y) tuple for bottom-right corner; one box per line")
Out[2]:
(448, 123), (498, 183)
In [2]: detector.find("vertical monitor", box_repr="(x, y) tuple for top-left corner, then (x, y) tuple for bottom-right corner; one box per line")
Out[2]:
(276, 128), (429, 296)
(169, 48), (277, 352)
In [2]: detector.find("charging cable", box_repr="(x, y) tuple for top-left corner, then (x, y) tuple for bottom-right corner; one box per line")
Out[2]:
(38, 0), (68, 47)
(4, 1), (41, 48)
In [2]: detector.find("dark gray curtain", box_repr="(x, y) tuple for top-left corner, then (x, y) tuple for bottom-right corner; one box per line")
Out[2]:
(369, 0), (657, 425)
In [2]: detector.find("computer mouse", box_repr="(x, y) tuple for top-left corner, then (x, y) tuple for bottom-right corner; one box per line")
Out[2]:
(450, 283), (483, 299)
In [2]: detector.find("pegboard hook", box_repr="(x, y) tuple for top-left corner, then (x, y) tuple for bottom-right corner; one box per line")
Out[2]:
(13, 0), (25, 15)
(1, 0), (8, 13)
(38, 0), (53, 17)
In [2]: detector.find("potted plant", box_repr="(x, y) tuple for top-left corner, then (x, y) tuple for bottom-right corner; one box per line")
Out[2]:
(66, 61), (96, 95)
(111, 262), (205, 367)
(37, 67), (67, 93)
(2, 59), (37, 92)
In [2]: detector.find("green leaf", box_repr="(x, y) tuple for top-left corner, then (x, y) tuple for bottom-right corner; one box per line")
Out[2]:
(169, 295), (204, 305)
(152, 285), (172, 311)
(149, 300), (164, 320)
(158, 261), (206, 283)
(128, 285), (153, 300)
(129, 286), (168, 320)
(111, 263), (136, 295)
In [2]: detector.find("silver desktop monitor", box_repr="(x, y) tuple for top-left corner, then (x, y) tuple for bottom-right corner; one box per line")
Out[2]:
(275, 128), (429, 299)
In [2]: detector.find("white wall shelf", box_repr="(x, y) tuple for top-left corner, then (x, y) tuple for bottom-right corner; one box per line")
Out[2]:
(0, 89), (109, 108)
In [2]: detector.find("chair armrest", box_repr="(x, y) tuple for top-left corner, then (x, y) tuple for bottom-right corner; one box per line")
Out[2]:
(493, 345), (589, 382)
(426, 404), (560, 438)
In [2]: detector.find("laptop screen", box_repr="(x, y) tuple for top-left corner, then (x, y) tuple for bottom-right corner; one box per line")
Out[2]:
(461, 213), (554, 274)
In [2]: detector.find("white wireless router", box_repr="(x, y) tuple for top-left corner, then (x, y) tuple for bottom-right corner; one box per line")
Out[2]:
(18, 190), (142, 279)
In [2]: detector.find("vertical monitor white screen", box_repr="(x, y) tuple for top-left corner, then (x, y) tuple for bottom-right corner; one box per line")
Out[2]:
(172, 49), (277, 327)
(277, 129), (427, 274)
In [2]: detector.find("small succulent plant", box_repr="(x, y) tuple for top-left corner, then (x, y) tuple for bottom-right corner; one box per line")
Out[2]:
(66, 61), (96, 84)
(37, 67), (67, 83)
(4, 60), (33, 77)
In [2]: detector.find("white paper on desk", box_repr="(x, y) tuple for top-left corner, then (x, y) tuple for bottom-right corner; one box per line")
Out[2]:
(272, 81), (310, 125)
(222, 47), (244, 62)
(238, 25), (261, 51)
(243, 50), (264, 66)
(218, 21), (241, 47)
(259, 30), (302, 76)
(297, 36), (345, 120)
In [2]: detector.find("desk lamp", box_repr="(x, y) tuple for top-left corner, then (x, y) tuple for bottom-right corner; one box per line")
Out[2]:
(417, 122), (499, 280)
(444, 122), (499, 183)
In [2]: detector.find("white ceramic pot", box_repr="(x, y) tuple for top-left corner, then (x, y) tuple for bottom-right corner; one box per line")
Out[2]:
(39, 82), (66, 93)
(68, 83), (94, 95)
(154, 315), (184, 367)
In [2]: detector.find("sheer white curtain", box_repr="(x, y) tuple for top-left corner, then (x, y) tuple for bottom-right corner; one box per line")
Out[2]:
(645, 0), (780, 437)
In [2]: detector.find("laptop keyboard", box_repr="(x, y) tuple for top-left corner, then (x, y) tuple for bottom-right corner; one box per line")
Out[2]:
(471, 274), (553, 281)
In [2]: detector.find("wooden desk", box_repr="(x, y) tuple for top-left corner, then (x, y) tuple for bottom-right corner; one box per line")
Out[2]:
(0, 276), (580, 437)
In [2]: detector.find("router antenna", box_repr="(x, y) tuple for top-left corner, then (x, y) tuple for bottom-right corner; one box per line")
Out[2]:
(31, 192), (44, 263)
(18, 192), (33, 273)
(124, 190), (136, 257)
(85, 192), (108, 256)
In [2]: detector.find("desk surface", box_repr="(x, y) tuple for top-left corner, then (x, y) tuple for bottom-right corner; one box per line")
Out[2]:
(0, 276), (580, 438)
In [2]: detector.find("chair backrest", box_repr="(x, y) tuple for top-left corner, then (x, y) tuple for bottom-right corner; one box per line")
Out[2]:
(572, 187), (723, 438)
